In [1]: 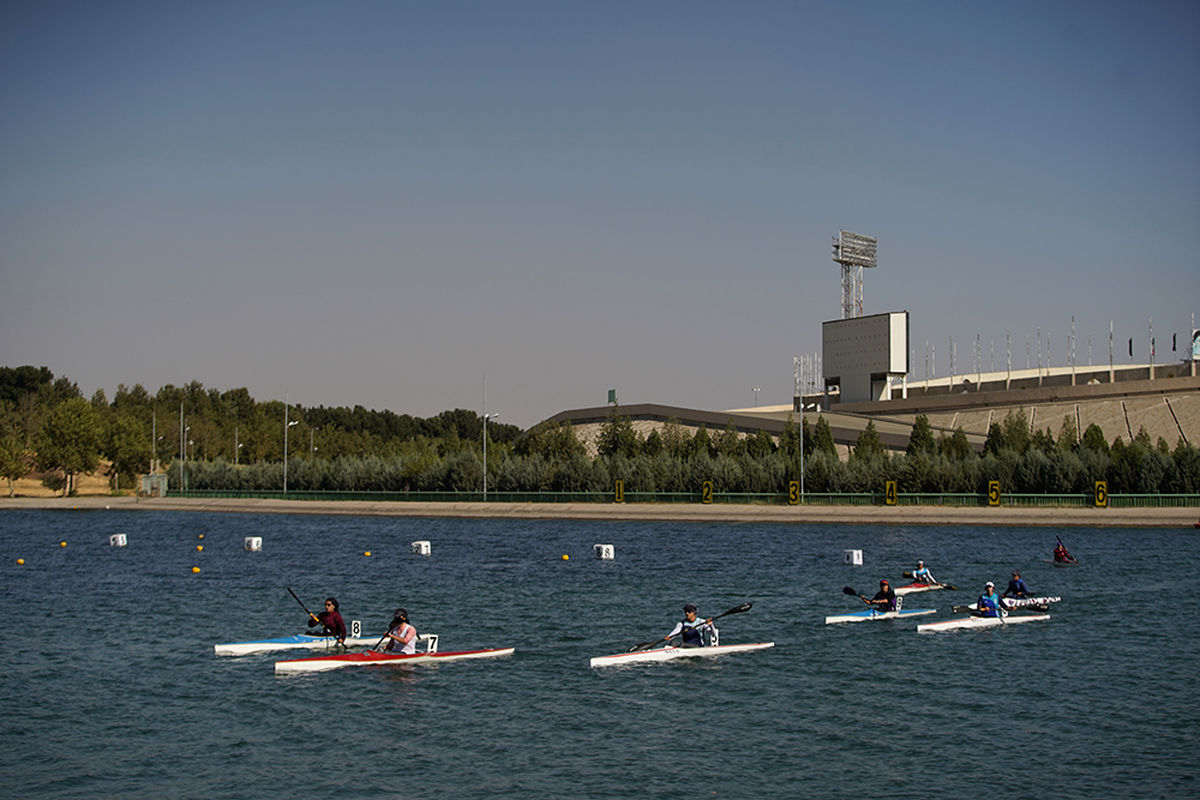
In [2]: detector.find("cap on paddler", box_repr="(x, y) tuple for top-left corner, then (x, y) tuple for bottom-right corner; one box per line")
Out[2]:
(880, 579), (889, 585)
(985, 581), (995, 588)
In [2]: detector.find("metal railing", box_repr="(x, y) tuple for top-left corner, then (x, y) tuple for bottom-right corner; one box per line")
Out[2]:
(170, 489), (1199, 508)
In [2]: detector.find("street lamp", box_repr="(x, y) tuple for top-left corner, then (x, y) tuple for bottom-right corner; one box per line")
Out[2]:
(753, 387), (760, 407)
(483, 413), (500, 500)
(284, 411), (299, 493)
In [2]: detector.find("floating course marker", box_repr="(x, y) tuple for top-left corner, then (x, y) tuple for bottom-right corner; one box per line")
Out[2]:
(411, 540), (431, 556)
(244, 537), (262, 552)
(843, 549), (863, 566)
(593, 544), (614, 560)
(109, 534), (127, 547)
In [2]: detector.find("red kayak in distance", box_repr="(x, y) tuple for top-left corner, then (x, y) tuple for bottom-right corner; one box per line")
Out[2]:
(275, 646), (516, 675)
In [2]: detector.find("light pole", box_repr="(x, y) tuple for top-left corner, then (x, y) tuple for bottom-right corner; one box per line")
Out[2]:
(284, 405), (299, 493)
(753, 387), (760, 407)
(310, 427), (319, 460)
(483, 413), (500, 500)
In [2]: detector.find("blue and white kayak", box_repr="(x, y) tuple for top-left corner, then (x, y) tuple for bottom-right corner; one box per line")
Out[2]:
(824, 607), (937, 624)
(215, 627), (382, 656)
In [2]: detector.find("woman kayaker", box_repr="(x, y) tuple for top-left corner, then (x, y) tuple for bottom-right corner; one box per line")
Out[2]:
(977, 582), (1009, 617)
(1003, 570), (1030, 599)
(1053, 542), (1076, 563)
(911, 560), (937, 585)
(663, 604), (715, 648)
(307, 597), (347, 647)
(381, 608), (418, 654)
(866, 580), (897, 612)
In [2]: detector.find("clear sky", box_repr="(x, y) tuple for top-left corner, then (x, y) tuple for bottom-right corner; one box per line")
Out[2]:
(2, 1), (1197, 428)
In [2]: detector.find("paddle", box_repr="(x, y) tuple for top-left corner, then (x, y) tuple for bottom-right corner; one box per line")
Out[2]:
(371, 612), (408, 652)
(626, 602), (754, 652)
(843, 586), (871, 604)
(286, 587), (322, 628)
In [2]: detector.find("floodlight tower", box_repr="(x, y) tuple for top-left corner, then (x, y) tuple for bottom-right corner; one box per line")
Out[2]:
(831, 230), (877, 319)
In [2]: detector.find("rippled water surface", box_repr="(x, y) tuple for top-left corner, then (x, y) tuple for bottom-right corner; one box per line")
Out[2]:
(1, 509), (1197, 799)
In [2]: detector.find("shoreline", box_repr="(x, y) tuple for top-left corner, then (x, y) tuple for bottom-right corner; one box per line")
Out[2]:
(1, 495), (1196, 527)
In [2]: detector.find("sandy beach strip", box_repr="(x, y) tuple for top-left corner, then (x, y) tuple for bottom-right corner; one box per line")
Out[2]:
(0, 495), (1196, 527)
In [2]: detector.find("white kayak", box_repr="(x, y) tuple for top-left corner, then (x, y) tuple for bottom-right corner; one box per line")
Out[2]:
(274, 635), (515, 674)
(590, 642), (774, 668)
(215, 632), (383, 656)
(958, 596), (1060, 612)
(825, 607), (936, 624)
(917, 613), (1050, 633)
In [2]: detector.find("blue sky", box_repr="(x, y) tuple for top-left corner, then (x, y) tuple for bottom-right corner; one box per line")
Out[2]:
(2, 1), (1197, 428)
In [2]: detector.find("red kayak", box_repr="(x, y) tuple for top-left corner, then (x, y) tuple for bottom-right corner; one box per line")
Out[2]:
(275, 646), (515, 674)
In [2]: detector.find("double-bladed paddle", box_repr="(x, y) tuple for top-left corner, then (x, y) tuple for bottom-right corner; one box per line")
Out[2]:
(625, 602), (754, 653)
(286, 587), (321, 627)
(843, 586), (871, 605)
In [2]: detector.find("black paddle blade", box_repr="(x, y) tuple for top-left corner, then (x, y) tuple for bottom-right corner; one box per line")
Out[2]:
(942, 584), (959, 591)
(718, 602), (753, 618)
(842, 586), (858, 596)
(627, 640), (661, 653)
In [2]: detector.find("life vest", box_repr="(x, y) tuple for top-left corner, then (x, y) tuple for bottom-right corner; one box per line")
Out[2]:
(679, 619), (705, 647)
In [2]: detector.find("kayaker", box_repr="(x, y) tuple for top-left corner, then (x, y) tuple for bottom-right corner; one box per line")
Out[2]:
(1003, 570), (1030, 599)
(1053, 542), (1076, 563)
(977, 582), (1010, 618)
(663, 603), (715, 648)
(306, 597), (347, 646)
(381, 608), (418, 654)
(911, 560), (938, 585)
(866, 579), (897, 612)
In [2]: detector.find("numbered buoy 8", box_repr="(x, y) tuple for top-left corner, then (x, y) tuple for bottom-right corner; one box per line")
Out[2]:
(244, 537), (262, 552)
(593, 544), (614, 560)
(411, 540), (431, 556)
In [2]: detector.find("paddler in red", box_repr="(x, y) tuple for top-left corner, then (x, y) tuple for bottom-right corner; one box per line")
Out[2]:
(307, 597), (347, 646)
(867, 580), (897, 612)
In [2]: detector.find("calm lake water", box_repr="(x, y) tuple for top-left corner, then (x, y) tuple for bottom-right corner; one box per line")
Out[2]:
(1, 509), (1196, 799)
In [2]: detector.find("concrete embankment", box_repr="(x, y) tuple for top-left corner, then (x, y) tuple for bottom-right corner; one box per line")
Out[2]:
(0, 495), (1196, 528)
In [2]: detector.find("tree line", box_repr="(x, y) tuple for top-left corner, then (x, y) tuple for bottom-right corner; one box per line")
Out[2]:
(2, 365), (1197, 497)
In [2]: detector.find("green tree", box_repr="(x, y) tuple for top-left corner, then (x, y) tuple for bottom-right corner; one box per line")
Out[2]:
(0, 432), (30, 496)
(596, 406), (640, 458)
(907, 414), (936, 456)
(812, 415), (837, 458)
(1000, 409), (1031, 454)
(34, 397), (102, 495)
(105, 414), (149, 490)
(850, 420), (886, 463)
(1056, 415), (1079, 451)
(938, 428), (973, 461)
(1080, 423), (1109, 456)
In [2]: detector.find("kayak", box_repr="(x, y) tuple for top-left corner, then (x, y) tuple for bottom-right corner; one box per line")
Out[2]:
(215, 632), (383, 657)
(275, 645), (516, 674)
(824, 607), (936, 624)
(893, 582), (947, 595)
(1044, 559), (1079, 567)
(917, 613), (1050, 634)
(590, 642), (774, 668)
(958, 596), (1060, 612)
